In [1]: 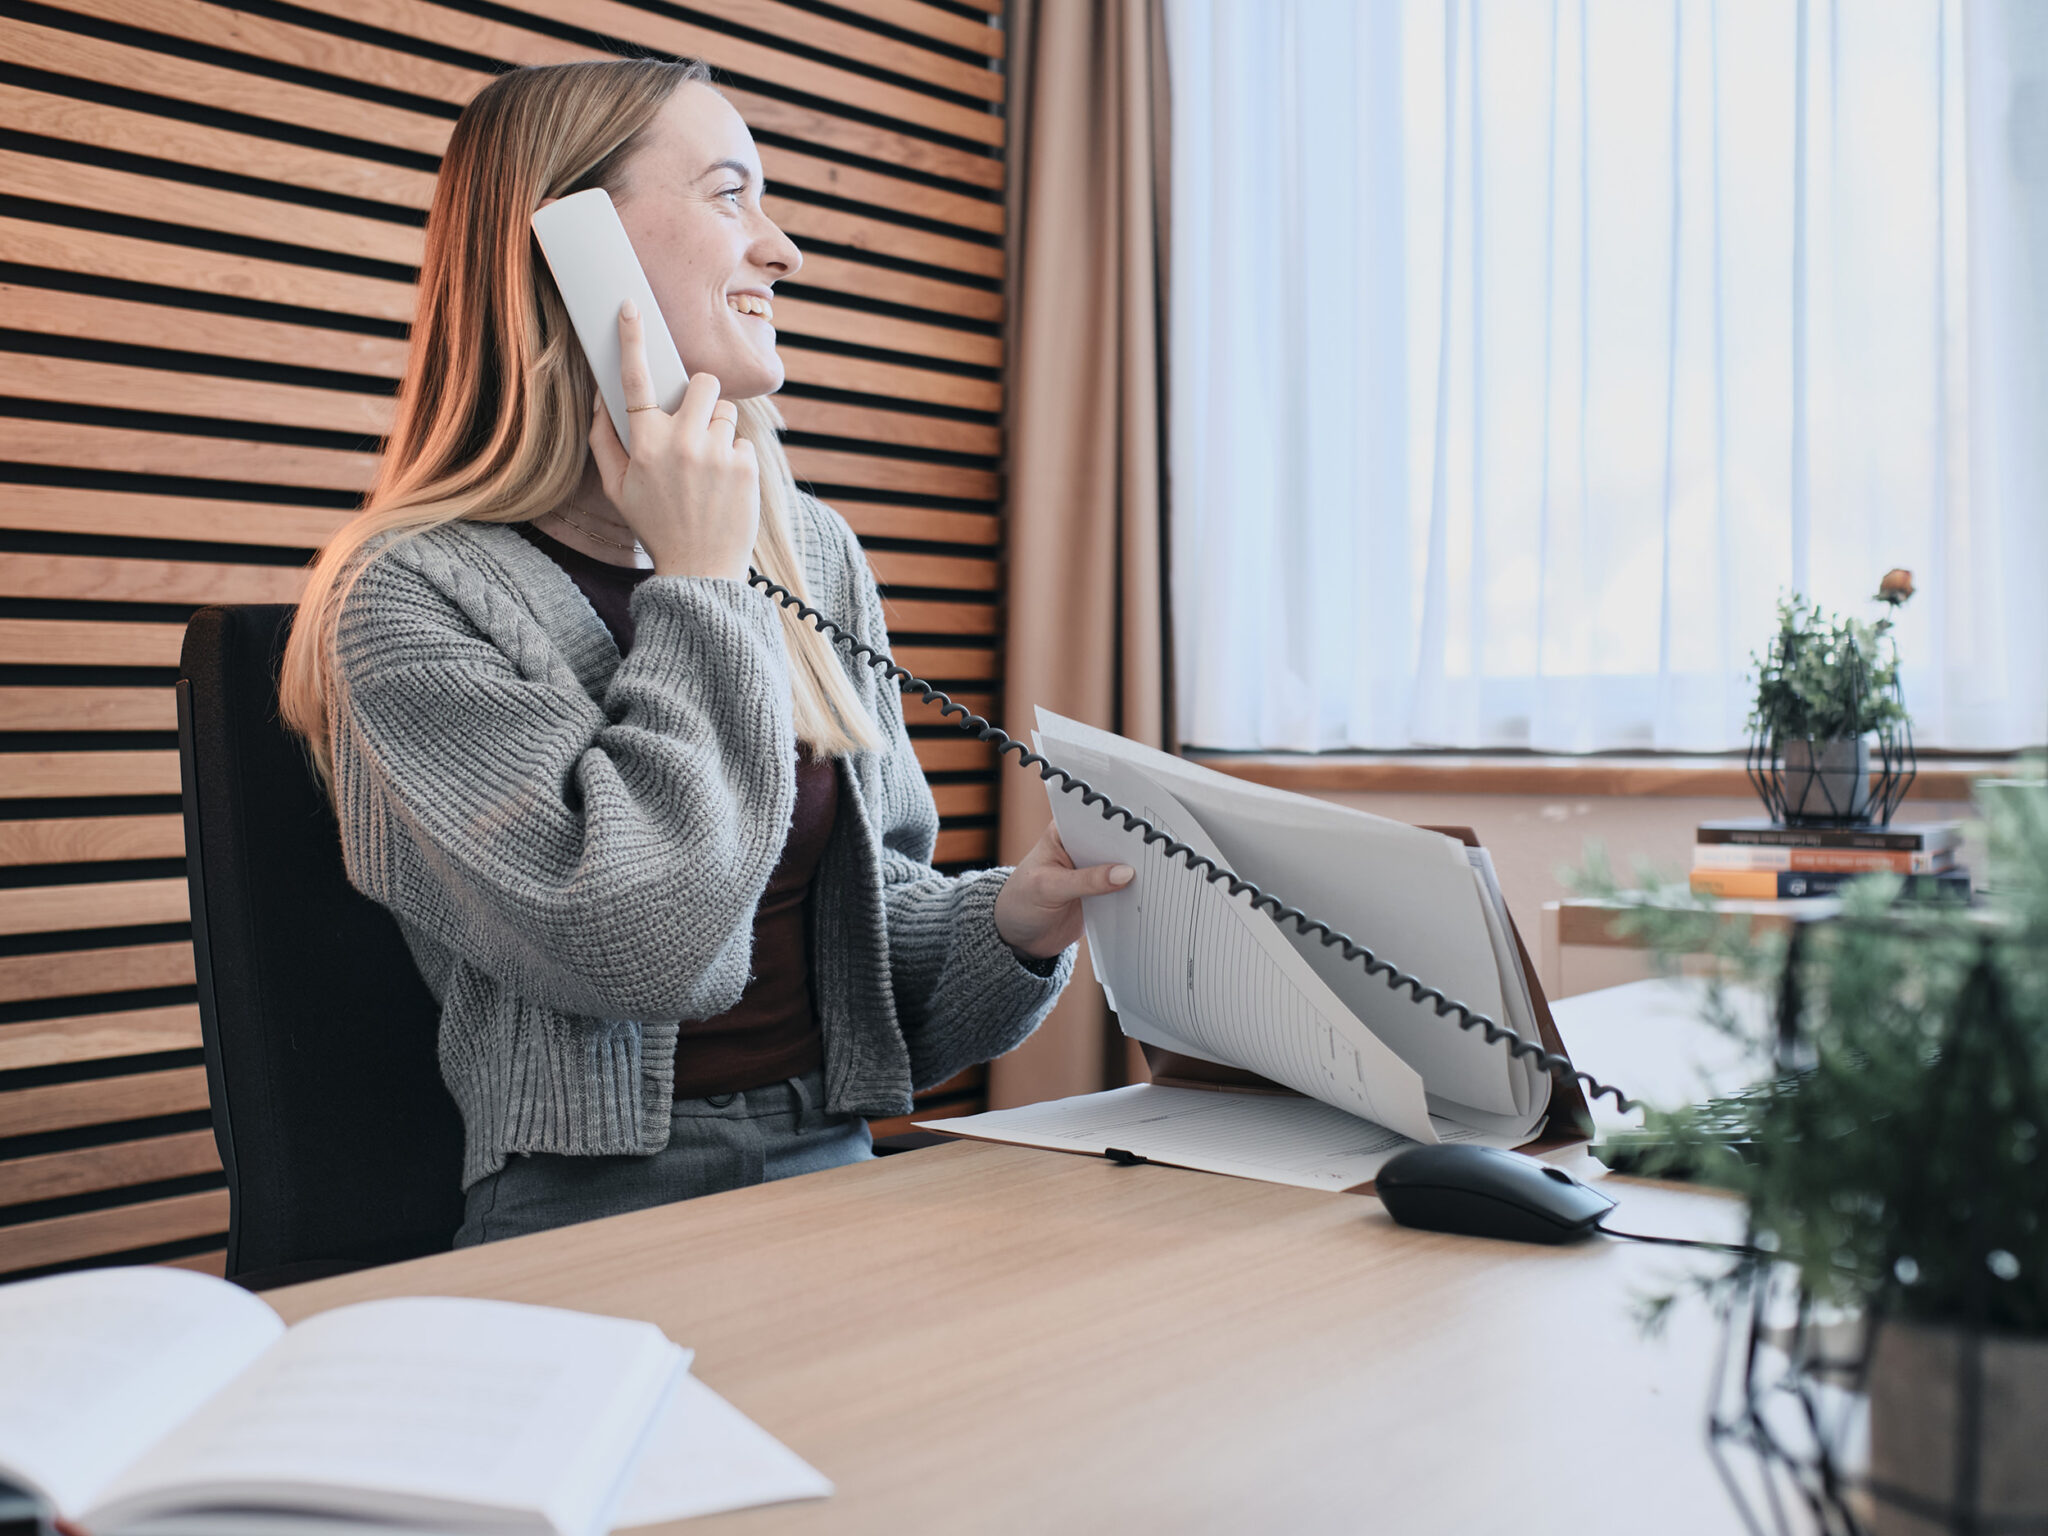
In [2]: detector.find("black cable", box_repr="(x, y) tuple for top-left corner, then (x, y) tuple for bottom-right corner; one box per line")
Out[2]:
(748, 570), (1642, 1115)
(1598, 1224), (1762, 1256)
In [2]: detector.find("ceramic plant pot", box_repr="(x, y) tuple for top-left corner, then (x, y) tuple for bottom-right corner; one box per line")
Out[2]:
(1782, 736), (1873, 823)
(1868, 1318), (2048, 1535)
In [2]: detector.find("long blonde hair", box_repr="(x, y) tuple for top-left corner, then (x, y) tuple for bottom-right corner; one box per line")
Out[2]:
(282, 59), (877, 783)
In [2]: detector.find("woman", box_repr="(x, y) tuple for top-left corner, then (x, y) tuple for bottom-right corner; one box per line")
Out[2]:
(280, 59), (1130, 1245)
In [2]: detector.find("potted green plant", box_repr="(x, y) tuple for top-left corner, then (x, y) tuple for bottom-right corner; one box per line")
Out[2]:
(1748, 583), (1911, 824)
(1610, 777), (2048, 1533)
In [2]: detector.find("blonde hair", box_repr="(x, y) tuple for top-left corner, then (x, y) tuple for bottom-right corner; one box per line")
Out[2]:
(281, 59), (877, 783)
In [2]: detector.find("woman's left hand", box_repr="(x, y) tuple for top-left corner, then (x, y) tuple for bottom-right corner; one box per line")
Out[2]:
(993, 823), (1135, 960)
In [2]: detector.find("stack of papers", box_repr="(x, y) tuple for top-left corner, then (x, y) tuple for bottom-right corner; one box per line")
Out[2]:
(927, 711), (1569, 1188)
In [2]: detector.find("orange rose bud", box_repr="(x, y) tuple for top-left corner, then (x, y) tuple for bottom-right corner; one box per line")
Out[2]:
(1877, 568), (1915, 605)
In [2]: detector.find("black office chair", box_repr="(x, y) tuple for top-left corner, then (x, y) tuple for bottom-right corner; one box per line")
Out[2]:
(178, 605), (463, 1289)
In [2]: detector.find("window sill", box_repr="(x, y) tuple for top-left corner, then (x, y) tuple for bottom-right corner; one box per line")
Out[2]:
(1184, 752), (2023, 802)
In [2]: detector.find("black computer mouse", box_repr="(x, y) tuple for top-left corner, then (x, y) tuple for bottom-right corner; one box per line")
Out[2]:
(1375, 1143), (1616, 1244)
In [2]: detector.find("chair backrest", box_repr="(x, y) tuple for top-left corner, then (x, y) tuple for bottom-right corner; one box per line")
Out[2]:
(178, 605), (462, 1284)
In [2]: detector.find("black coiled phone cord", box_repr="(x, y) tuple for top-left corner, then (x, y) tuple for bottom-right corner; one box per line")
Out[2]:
(750, 571), (1640, 1117)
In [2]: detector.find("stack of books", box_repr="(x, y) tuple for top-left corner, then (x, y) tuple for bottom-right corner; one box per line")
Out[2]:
(1690, 819), (1969, 901)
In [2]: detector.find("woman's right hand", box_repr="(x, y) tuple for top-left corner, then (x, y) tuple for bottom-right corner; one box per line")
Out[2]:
(586, 299), (760, 580)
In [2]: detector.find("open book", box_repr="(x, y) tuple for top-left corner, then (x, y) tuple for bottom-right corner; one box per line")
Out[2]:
(926, 712), (1589, 1191)
(0, 1266), (831, 1535)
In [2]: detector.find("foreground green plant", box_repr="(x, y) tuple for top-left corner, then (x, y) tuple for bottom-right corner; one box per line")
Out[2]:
(1574, 774), (2048, 1336)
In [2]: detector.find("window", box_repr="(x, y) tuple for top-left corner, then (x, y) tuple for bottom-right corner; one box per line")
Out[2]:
(1166, 0), (2048, 752)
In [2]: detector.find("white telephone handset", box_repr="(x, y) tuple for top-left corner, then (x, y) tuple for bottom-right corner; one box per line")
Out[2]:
(529, 187), (688, 455)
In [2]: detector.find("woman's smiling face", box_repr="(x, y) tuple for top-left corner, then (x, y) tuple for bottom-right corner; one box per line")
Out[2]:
(609, 82), (799, 400)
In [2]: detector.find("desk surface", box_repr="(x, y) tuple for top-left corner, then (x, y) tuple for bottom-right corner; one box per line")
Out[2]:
(269, 1140), (1748, 1535)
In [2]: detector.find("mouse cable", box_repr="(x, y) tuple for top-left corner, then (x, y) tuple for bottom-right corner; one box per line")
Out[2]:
(749, 571), (1640, 1116)
(1597, 1223), (1762, 1256)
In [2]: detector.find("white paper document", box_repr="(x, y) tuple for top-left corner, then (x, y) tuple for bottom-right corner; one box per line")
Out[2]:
(925, 715), (1567, 1188)
(922, 1084), (1512, 1192)
(1036, 711), (1548, 1126)
(1035, 713), (1549, 1134)
(1036, 734), (1440, 1143)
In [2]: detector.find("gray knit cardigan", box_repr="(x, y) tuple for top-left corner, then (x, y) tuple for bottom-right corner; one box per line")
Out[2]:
(329, 498), (1071, 1188)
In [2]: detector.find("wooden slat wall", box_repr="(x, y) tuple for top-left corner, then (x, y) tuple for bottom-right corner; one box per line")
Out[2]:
(0, 0), (1006, 1281)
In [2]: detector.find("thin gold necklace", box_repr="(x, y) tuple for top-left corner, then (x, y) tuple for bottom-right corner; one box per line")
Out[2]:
(543, 505), (643, 555)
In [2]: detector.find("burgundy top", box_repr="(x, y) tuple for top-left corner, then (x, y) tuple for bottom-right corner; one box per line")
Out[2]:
(515, 522), (831, 1098)
(514, 520), (652, 651)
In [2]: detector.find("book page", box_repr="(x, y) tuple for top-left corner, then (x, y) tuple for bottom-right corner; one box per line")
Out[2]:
(114, 1373), (836, 1536)
(0, 1266), (283, 1519)
(1035, 711), (1527, 1117)
(612, 1372), (832, 1528)
(87, 1297), (683, 1536)
(117, 1376), (831, 1536)
(1037, 735), (1437, 1145)
(108, 1515), (471, 1535)
(924, 1085), (1535, 1193)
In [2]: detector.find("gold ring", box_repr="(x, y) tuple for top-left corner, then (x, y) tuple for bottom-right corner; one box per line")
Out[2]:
(625, 404), (661, 413)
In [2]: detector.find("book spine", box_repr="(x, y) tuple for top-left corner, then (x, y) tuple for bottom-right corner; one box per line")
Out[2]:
(1690, 868), (1972, 899)
(1695, 824), (1961, 852)
(1691, 844), (1957, 874)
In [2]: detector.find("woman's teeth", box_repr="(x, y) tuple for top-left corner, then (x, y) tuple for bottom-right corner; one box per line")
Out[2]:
(728, 294), (773, 321)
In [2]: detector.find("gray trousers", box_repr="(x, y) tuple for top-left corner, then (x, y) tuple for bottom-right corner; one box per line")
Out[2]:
(453, 1068), (873, 1247)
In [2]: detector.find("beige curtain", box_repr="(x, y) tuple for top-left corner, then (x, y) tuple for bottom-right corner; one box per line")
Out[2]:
(989, 0), (1173, 1109)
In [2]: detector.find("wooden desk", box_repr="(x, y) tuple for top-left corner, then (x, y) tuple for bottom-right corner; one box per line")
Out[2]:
(268, 1141), (1748, 1534)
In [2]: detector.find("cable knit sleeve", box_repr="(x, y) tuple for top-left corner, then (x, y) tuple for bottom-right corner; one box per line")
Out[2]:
(817, 508), (1075, 1090)
(328, 533), (796, 1022)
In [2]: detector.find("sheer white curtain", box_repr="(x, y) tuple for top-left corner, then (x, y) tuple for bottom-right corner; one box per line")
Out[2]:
(1165, 0), (2048, 752)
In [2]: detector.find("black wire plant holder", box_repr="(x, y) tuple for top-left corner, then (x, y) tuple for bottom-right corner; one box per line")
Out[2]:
(1708, 1262), (1881, 1536)
(1745, 620), (1916, 828)
(1701, 925), (2041, 1536)
(1703, 919), (1875, 1535)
